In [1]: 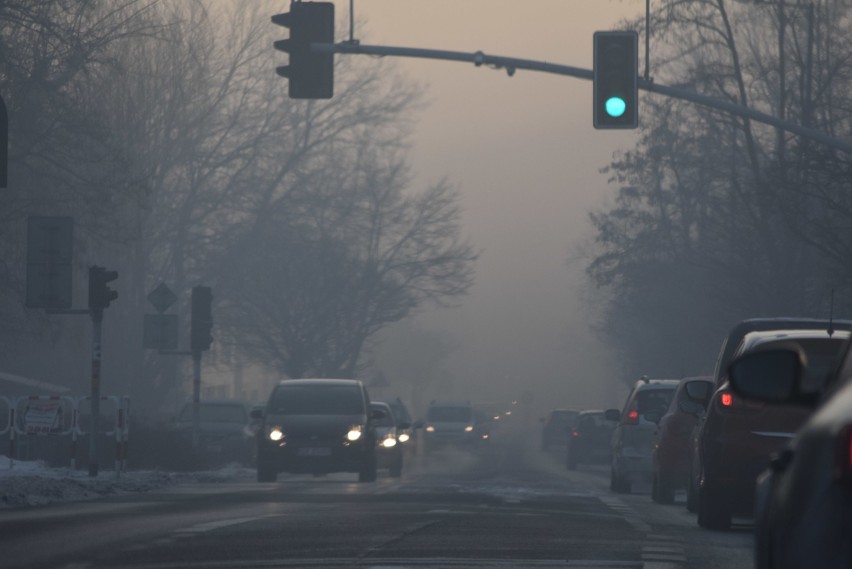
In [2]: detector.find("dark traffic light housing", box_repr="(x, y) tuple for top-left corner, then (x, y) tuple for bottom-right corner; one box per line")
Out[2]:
(593, 31), (639, 129)
(190, 285), (213, 353)
(272, 1), (335, 99)
(88, 265), (119, 311)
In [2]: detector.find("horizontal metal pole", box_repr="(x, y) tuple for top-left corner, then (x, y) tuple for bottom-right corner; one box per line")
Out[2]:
(318, 42), (852, 155)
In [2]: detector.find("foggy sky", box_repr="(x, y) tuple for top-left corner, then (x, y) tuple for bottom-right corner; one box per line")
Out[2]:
(345, 1), (646, 413)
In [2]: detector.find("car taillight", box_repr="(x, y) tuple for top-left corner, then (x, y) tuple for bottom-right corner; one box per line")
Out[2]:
(571, 430), (580, 438)
(720, 392), (733, 407)
(834, 424), (852, 486)
(624, 409), (639, 425)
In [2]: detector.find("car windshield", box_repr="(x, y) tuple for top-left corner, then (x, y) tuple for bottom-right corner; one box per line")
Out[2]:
(178, 404), (246, 424)
(270, 385), (363, 415)
(428, 406), (472, 422)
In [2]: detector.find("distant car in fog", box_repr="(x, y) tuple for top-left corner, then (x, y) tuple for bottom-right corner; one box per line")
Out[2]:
(421, 401), (478, 451)
(607, 378), (679, 494)
(650, 376), (713, 504)
(173, 399), (257, 467)
(728, 336), (852, 569)
(540, 409), (579, 451)
(694, 327), (849, 530)
(565, 410), (616, 470)
(254, 379), (380, 483)
(371, 401), (405, 477)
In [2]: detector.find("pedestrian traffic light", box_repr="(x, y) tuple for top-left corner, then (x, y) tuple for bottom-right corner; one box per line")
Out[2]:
(593, 31), (639, 129)
(272, 1), (335, 99)
(190, 286), (213, 353)
(88, 265), (119, 311)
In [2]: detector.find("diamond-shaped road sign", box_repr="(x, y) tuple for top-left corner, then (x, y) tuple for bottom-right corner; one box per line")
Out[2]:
(147, 282), (177, 314)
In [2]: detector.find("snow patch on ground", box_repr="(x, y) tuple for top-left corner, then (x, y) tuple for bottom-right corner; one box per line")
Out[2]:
(0, 456), (254, 509)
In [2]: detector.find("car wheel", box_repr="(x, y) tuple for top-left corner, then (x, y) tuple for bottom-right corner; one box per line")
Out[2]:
(359, 456), (378, 482)
(697, 479), (731, 530)
(610, 464), (630, 494)
(652, 470), (675, 504)
(389, 454), (403, 478)
(257, 463), (276, 482)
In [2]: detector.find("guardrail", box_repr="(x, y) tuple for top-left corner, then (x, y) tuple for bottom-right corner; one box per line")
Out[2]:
(1, 395), (130, 475)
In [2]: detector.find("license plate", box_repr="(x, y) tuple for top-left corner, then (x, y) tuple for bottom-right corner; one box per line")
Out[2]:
(298, 447), (331, 457)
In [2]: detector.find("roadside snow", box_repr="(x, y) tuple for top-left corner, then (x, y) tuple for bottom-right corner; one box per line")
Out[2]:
(0, 455), (254, 509)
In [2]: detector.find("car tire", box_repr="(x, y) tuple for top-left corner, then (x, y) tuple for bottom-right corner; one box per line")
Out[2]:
(359, 456), (378, 482)
(697, 479), (731, 530)
(257, 463), (276, 482)
(652, 471), (675, 504)
(610, 464), (630, 494)
(389, 453), (403, 478)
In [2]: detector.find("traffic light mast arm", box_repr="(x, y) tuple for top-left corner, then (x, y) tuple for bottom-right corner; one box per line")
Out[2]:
(318, 42), (852, 155)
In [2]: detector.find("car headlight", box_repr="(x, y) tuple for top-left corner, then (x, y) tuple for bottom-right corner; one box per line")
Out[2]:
(268, 427), (284, 442)
(398, 432), (410, 443)
(425, 425), (435, 432)
(381, 435), (397, 448)
(346, 425), (363, 441)
(465, 425), (474, 432)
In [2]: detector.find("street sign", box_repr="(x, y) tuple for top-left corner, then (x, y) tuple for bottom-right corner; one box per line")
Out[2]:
(143, 314), (179, 350)
(26, 216), (73, 309)
(147, 282), (177, 314)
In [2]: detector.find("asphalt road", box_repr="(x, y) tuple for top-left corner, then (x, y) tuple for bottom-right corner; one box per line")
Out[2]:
(0, 426), (753, 569)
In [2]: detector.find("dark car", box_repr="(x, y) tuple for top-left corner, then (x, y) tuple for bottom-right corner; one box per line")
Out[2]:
(386, 397), (416, 452)
(254, 379), (381, 483)
(694, 328), (849, 529)
(650, 376), (713, 504)
(173, 399), (257, 466)
(421, 401), (478, 451)
(540, 409), (579, 451)
(371, 401), (405, 477)
(565, 410), (616, 470)
(608, 378), (679, 493)
(687, 317), (852, 515)
(728, 338), (852, 568)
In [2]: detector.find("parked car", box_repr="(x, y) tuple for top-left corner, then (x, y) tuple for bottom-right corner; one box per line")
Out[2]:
(565, 410), (617, 470)
(650, 376), (713, 504)
(607, 377), (679, 493)
(253, 379), (381, 483)
(728, 337), (852, 568)
(687, 317), (852, 514)
(371, 401), (404, 477)
(173, 399), (257, 466)
(540, 409), (580, 451)
(694, 327), (849, 529)
(421, 401), (478, 451)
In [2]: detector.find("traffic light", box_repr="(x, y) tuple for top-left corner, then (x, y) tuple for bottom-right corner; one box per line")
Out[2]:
(272, 2), (335, 99)
(593, 31), (639, 129)
(190, 286), (213, 353)
(88, 265), (119, 311)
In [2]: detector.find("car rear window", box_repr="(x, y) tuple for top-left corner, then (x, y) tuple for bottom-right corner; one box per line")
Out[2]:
(270, 384), (364, 415)
(428, 406), (473, 422)
(636, 389), (675, 416)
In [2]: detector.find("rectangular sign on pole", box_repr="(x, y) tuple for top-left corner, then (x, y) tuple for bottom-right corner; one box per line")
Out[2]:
(143, 314), (179, 350)
(26, 216), (73, 309)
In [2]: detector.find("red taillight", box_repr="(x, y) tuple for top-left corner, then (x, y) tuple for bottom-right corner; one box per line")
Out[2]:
(834, 425), (852, 486)
(624, 409), (639, 425)
(572, 430), (580, 438)
(720, 392), (734, 407)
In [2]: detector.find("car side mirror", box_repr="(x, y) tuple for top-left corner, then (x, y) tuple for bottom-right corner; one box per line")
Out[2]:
(604, 409), (620, 422)
(250, 408), (263, 420)
(684, 380), (712, 409)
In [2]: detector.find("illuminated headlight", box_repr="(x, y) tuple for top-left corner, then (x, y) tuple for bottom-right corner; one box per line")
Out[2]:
(425, 425), (435, 432)
(268, 427), (284, 442)
(397, 433), (410, 443)
(346, 425), (363, 442)
(464, 425), (474, 432)
(381, 436), (397, 448)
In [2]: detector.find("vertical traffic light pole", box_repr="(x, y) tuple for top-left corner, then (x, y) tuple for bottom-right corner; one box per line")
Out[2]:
(89, 305), (103, 477)
(87, 265), (119, 477)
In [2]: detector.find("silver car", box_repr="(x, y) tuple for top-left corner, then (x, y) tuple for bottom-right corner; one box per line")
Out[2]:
(607, 378), (679, 494)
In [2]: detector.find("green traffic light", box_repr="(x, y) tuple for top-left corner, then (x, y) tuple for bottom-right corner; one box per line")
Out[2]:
(605, 97), (627, 118)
